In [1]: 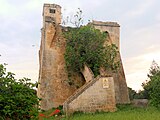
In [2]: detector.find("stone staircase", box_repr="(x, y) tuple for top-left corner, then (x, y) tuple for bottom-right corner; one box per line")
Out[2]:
(63, 75), (116, 115)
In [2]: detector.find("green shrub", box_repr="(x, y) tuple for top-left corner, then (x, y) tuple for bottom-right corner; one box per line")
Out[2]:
(0, 64), (39, 120)
(142, 60), (160, 108)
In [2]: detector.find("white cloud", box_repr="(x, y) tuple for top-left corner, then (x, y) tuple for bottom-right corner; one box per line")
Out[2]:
(133, 23), (160, 48)
(6, 60), (39, 82)
(0, 0), (28, 17)
(121, 21), (160, 60)
(124, 0), (155, 18)
(124, 45), (160, 91)
(126, 72), (147, 91)
(156, 14), (160, 21)
(0, 0), (15, 15)
(0, 43), (39, 82)
(26, 0), (41, 10)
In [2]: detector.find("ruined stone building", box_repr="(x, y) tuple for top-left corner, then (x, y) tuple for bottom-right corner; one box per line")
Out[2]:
(37, 4), (130, 113)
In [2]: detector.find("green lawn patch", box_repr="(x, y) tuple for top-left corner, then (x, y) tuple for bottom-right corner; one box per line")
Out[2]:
(38, 105), (160, 120)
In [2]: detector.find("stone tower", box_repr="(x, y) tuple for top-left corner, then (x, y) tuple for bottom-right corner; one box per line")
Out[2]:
(92, 21), (120, 50)
(43, 4), (61, 25)
(37, 3), (130, 111)
(37, 4), (78, 110)
(91, 21), (130, 104)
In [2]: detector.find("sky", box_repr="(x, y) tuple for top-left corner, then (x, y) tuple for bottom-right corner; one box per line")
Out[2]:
(0, 0), (160, 91)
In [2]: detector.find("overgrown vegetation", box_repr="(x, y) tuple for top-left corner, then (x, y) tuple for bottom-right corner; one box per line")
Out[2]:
(128, 87), (148, 100)
(128, 60), (160, 108)
(64, 26), (119, 77)
(128, 87), (137, 100)
(63, 9), (119, 79)
(142, 60), (160, 108)
(0, 64), (39, 120)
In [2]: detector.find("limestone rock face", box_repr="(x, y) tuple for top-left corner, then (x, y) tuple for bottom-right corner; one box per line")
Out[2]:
(37, 3), (130, 110)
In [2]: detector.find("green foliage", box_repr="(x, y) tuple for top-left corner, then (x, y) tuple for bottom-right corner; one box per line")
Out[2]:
(142, 60), (160, 108)
(63, 9), (119, 82)
(116, 104), (136, 111)
(149, 75), (160, 108)
(128, 87), (136, 100)
(0, 64), (39, 120)
(128, 87), (149, 100)
(134, 90), (149, 99)
(147, 60), (160, 79)
(64, 25), (119, 78)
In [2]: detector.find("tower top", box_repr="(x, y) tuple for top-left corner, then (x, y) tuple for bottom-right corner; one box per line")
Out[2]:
(91, 20), (120, 50)
(43, 3), (61, 8)
(43, 3), (61, 25)
(92, 20), (120, 27)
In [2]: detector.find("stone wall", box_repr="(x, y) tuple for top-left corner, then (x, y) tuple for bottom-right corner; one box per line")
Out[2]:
(81, 64), (94, 83)
(92, 21), (130, 104)
(37, 4), (83, 110)
(112, 53), (130, 104)
(92, 20), (120, 50)
(63, 77), (116, 114)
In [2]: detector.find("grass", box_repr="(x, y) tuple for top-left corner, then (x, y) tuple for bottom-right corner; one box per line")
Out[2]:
(39, 105), (160, 120)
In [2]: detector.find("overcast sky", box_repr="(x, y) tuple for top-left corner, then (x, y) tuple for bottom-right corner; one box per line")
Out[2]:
(0, 0), (160, 91)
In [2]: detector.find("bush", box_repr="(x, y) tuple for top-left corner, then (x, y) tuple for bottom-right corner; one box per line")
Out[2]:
(0, 64), (39, 120)
(128, 87), (136, 100)
(149, 75), (160, 108)
(142, 60), (160, 108)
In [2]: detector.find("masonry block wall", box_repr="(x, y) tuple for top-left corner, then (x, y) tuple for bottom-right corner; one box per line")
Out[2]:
(63, 77), (116, 114)
(92, 21), (130, 104)
(37, 4), (83, 110)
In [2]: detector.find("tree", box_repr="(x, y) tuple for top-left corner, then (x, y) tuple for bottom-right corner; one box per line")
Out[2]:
(128, 87), (136, 100)
(0, 64), (39, 120)
(128, 87), (147, 100)
(63, 9), (119, 83)
(142, 60), (160, 108)
(147, 60), (160, 79)
(64, 25), (119, 78)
